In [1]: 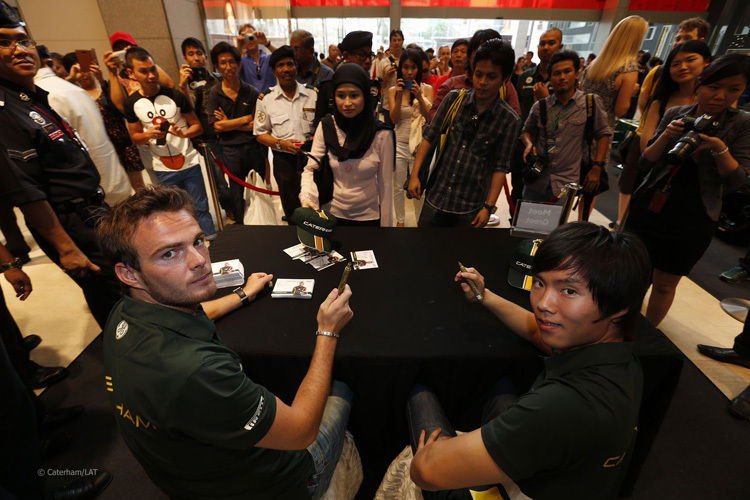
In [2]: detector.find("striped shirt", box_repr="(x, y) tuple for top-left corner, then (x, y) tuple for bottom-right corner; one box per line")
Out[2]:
(424, 89), (520, 214)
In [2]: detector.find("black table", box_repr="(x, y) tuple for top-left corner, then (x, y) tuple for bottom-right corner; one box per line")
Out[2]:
(209, 225), (682, 498)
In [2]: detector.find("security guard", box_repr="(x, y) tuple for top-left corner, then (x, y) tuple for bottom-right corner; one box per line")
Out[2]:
(0, 5), (120, 328)
(254, 45), (317, 223)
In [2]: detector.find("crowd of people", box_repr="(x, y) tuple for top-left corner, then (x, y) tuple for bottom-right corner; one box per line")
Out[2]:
(1, 1), (749, 498)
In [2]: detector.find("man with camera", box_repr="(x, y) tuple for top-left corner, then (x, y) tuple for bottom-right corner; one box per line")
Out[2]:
(239, 24), (277, 92)
(178, 37), (232, 218)
(520, 51), (611, 203)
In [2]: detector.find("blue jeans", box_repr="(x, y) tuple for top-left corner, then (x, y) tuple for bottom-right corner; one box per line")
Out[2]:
(155, 165), (216, 237)
(418, 201), (481, 228)
(305, 380), (354, 500)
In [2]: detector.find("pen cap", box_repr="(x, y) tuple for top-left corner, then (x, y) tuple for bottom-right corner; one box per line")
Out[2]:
(507, 239), (541, 291)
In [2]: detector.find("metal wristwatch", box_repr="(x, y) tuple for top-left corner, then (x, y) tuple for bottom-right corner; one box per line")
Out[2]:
(233, 286), (249, 303)
(483, 203), (497, 214)
(0, 258), (23, 272)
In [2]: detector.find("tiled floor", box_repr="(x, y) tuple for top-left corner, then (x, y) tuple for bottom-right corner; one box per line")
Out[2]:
(2, 172), (749, 403)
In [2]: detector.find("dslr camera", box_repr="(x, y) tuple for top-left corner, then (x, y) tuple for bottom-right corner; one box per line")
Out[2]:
(666, 114), (720, 165)
(188, 66), (207, 83)
(523, 152), (548, 184)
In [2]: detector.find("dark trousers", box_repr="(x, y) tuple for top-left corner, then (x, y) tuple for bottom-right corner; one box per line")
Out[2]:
(733, 313), (750, 356)
(0, 310), (44, 500)
(29, 207), (121, 330)
(198, 136), (232, 210)
(510, 137), (527, 211)
(739, 247), (750, 272)
(223, 141), (266, 225)
(0, 283), (30, 381)
(0, 198), (31, 258)
(272, 152), (302, 224)
(418, 202), (481, 228)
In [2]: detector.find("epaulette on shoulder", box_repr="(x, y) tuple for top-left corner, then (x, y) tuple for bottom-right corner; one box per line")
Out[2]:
(305, 83), (318, 92)
(258, 88), (272, 100)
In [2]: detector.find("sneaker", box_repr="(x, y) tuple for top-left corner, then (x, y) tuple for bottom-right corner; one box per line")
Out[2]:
(486, 214), (500, 226)
(719, 266), (750, 284)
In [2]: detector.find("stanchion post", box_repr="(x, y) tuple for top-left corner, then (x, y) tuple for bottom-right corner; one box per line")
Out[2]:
(199, 140), (224, 231)
(558, 182), (581, 226)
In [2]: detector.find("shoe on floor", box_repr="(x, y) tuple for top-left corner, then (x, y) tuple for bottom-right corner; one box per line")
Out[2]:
(51, 469), (112, 500)
(40, 405), (84, 435)
(697, 344), (750, 369)
(486, 214), (500, 226)
(719, 266), (750, 283)
(28, 362), (69, 389)
(24, 334), (42, 351)
(729, 385), (750, 421)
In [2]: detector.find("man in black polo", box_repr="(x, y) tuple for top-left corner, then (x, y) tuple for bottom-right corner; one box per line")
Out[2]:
(207, 42), (265, 224)
(512, 28), (563, 206)
(0, 6), (121, 330)
(409, 222), (650, 500)
(97, 185), (354, 499)
(291, 29), (333, 88)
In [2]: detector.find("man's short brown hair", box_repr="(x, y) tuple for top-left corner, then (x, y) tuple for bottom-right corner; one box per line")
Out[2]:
(96, 186), (197, 271)
(677, 17), (710, 39)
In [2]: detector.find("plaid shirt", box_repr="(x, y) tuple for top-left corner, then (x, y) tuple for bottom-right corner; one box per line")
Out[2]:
(424, 89), (520, 214)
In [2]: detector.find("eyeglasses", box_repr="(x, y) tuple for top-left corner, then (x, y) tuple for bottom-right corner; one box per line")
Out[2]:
(350, 51), (374, 60)
(0, 38), (37, 51)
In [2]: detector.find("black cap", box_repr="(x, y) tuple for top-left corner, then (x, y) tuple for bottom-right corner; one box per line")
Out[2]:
(268, 45), (296, 69)
(36, 44), (51, 61)
(338, 31), (373, 54)
(507, 239), (541, 291)
(0, 1), (24, 28)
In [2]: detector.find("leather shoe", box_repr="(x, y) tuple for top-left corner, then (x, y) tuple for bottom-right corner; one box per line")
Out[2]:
(28, 362), (69, 389)
(40, 433), (72, 460)
(730, 385), (750, 421)
(51, 469), (112, 500)
(24, 334), (42, 351)
(696, 345), (750, 369)
(40, 405), (84, 435)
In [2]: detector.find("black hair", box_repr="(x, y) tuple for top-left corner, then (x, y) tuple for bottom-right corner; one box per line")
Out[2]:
(532, 222), (652, 339)
(449, 38), (468, 68)
(62, 52), (77, 73)
(390, 29), (404, 41)
(649, 57), (662, 68)
(698, 52), (750, 87)
(467, 29), (501, 72)
(548, 50), (580, 74)
(397, 48), (426, 104)
(125, 46), (152, 69)
(181, 37), (205, 56)
(471, 38), (514, 82)
(653, 40), (712, 112)
(210, 41), (241, 67)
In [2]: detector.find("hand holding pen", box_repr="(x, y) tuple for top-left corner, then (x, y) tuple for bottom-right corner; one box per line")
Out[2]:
(456, 262), (485, 303)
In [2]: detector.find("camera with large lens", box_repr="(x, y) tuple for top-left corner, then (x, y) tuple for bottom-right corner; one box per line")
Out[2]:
(523, 152), (548, 184)
(666, 114), (720, 165)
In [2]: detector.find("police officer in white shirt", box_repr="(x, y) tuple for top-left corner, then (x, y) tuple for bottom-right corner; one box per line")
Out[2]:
(254, 45), (317, 223)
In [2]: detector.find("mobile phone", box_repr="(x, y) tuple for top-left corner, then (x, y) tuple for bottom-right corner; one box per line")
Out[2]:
(112, 49), (126, 67)
(189, 66), (207, 82)
(75, 49), (97, 73)
(403, 80), (414, 90)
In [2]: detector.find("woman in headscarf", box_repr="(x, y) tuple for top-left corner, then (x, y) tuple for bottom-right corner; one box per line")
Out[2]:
(300, 63), (395, 226)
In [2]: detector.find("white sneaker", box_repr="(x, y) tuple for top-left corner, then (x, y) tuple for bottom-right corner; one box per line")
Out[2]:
(486, 214), (500, 226)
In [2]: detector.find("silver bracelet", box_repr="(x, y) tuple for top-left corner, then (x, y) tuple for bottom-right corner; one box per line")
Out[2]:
(712, 146), (729, 157)
(316, 330), (339, 339)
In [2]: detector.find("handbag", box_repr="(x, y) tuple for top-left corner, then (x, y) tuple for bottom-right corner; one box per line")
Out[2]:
(580, 93), (609, 196)
(243, 170), (278, 225)
(403, 89), (467, 193)
(313, 151), (333, 206)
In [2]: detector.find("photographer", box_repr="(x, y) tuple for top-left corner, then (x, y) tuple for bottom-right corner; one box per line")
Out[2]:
(625, 53), (750, 327)
(520, 50), (611, 204)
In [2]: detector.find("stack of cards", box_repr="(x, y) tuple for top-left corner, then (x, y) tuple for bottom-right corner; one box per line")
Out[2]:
(272, 279), (315, 299)
(211, 259), (245, 288)
(283, 243), (346, 271)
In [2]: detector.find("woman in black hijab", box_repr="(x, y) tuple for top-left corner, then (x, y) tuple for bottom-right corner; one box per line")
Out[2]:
(300, 64), (395, 226)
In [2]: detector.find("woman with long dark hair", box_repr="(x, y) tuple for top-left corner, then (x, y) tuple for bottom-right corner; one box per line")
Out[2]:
(300, 64), (395, 226)
(625, 53), (750, 326)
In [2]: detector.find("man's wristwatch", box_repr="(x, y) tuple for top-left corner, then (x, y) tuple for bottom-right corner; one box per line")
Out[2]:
(0, 258), (23, 272)
(483, 203), (497, 214)
(233, 286), (249, 304)
(592, 161), (606, 168)
(275, 139), (282, 151)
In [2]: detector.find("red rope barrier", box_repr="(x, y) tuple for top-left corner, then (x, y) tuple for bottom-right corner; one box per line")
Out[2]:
(209, 149), (280, 196)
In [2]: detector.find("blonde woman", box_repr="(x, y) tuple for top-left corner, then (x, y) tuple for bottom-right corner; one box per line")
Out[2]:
(580, 15), (648, 218)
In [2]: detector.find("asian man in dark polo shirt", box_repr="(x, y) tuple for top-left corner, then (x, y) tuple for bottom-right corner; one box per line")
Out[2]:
(96, 185), (354, 500)
(408, 222), (651, 500)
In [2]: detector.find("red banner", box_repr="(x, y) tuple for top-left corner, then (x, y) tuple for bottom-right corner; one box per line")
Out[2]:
(401, 0), (604, 8)
(628, 0), (709, 10)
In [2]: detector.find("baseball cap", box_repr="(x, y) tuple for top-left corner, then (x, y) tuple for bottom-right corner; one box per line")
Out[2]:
(507, 239), (542, 291)
(291, 207), (337, 252)
(110, 31), (137, 49)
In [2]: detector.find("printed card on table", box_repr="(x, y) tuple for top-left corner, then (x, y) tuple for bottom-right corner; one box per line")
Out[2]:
(350, 250), (378, 270)
(271, 279), (315, 299)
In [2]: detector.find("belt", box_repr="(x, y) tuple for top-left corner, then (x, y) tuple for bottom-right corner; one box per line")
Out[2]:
(52, 186), (106, 214)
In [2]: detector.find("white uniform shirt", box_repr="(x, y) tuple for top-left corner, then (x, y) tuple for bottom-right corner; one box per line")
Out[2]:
(34, 68), (131, 204)
(253, 82), (317, 153)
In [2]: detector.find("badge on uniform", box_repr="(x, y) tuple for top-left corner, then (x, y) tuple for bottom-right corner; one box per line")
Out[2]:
(257, 111), (266, 123)
(526, 77), (533, 84)
(29, 110), (46, 125)
(19, 92), (30, 101)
